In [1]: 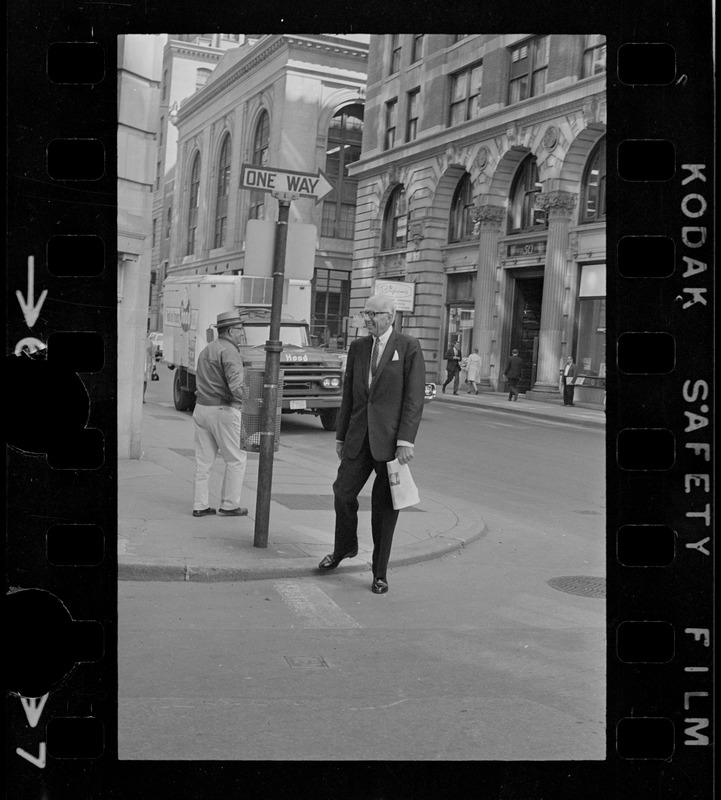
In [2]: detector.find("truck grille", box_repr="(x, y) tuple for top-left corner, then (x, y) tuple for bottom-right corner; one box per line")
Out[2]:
(282, 369), (342, 397)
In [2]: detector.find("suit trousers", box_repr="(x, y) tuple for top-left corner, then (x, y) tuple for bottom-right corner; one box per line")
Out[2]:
(443, 366), (460, 392)
(192, 403), (247, 511)
(563, 382), (575, 406)
(333, 433), (399, 580)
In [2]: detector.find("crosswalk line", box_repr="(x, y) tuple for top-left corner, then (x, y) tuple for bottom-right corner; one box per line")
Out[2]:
(273, 580), (362, 628)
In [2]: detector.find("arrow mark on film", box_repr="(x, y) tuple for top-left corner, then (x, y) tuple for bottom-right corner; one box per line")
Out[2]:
(16, 256), (48, 328)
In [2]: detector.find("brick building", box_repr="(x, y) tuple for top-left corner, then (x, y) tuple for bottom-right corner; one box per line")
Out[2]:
(349, 34), (606, 404)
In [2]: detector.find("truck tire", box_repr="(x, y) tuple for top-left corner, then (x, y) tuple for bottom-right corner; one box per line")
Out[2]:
(173, 370), (196, 412)
(319, 408), (338, 431)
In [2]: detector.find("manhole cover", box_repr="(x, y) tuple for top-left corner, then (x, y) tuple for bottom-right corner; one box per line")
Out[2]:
(547, 575), (606, 598)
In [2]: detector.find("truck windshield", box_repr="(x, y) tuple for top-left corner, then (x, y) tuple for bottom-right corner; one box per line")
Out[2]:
(243, 325), (309, 348)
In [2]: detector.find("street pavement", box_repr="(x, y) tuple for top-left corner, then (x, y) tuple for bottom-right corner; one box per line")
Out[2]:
(119, 388), (604, 582)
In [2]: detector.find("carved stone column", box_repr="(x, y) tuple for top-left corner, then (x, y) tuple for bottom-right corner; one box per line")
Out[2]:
(533, 191), (578, 392)
(472, 204), (505, 387)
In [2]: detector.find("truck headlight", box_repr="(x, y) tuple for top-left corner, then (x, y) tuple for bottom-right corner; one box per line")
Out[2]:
(322, 377), (341, 388)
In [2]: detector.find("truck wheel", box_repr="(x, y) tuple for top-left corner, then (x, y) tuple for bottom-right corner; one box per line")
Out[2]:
(173, 370), (195, 412)
(319, 408), (338, 431)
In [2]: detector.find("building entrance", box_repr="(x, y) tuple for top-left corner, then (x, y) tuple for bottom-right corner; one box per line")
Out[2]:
(509, 275), (543, 393)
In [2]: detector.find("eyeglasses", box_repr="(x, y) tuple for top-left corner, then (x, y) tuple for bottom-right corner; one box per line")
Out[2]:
(359, 310), (391, 320)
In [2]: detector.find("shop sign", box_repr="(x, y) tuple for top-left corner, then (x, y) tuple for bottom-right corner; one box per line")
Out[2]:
(507, 240), (547, 258)
(374, 279), (415, 312)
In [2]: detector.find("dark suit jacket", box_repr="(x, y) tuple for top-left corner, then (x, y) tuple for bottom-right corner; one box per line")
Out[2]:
(504, 355), (523, 379)
(561, 362), (578, 385)
(444, 345), (462, 372)
(336, 329), (426, 462)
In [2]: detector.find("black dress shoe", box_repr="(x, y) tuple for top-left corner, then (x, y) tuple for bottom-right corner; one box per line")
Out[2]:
(218, 507), (248, 516)
(192, 508), (216, 517)
(371, 577), (389, 594)
(318, 548), (358, 570)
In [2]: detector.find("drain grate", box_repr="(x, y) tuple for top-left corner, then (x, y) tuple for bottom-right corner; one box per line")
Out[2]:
(547, 575), (606, 598)
(284, 656), (329, 668)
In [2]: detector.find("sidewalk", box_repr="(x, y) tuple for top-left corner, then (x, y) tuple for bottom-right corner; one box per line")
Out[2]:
(432, 386), (605, 429)
(118, 389), (604, 583)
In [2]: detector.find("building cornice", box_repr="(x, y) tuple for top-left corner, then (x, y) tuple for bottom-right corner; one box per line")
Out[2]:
(176, 35), (368, 122)
(167, 40), (225, 60)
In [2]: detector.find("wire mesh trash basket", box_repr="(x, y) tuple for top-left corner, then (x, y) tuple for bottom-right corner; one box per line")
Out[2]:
(240, 369), (283, 452)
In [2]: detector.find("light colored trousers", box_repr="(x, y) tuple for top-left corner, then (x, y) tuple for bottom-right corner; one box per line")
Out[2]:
(192, 404), (247, 511)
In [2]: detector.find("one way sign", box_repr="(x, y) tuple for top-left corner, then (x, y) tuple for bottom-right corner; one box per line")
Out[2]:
(240, 164), (334, 204)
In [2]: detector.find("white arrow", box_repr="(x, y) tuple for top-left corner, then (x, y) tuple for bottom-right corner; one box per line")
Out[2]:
(16, 256), (48, 327)
(16, 742), (46, 769)
(312, 170), (334, 203)
(20, 694), (49, 728)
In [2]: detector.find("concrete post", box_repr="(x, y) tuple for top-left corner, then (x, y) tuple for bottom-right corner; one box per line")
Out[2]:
(472, 204), (505, 388)
(533, 191), (578, 392)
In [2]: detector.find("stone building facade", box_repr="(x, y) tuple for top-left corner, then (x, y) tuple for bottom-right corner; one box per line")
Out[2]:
(163, 34), (369, 345)
(149, 34), (252, 331)
(348, 34), (607, 404)
(118, 34), (165, 458)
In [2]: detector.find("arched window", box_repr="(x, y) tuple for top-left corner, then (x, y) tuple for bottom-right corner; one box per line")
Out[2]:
(249, 111), (269, 220)
(321, 104), (363, 239)
(186, 152), (201, 256)
(448, 173), (474, 242)
(508, 155), (546, 233)
(381, 185), (407, 250)
(581, 138), (606, 222)
(214, 134), (231, 248)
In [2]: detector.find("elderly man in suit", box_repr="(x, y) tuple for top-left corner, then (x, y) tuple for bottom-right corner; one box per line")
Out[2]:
(561, 356), (578, 406)
(317, 294), (426, 594)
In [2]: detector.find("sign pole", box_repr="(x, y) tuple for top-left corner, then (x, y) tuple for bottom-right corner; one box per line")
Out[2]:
(253, 198), (290, 548)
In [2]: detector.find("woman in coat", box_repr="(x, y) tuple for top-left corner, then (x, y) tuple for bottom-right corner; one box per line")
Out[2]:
(464, 348), (482, 395)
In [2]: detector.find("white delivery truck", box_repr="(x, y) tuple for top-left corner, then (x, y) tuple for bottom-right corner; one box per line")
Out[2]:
(161, 275), (344, 430)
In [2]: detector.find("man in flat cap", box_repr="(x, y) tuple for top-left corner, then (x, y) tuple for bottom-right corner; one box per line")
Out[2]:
(191, 310), (249, 518)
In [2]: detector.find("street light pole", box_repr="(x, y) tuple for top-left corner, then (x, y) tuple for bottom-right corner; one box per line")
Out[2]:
(253, 198), (290, 548)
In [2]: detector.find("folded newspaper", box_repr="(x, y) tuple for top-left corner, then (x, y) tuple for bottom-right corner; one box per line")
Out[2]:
(386, 459), (421, 510)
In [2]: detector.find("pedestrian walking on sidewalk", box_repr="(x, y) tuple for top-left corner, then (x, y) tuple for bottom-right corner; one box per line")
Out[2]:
(143, 334), (155, 403)
(464, 348), (482, 394)
(442, 340), (462, 395)
(318, 294), (426, 594)
(191, 310), (249, 519)
(503, 349), (523, 401)
(560, 356), (578, 406)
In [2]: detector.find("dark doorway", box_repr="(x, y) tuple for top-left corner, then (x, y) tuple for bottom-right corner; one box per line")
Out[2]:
(510, 275), (544, 392)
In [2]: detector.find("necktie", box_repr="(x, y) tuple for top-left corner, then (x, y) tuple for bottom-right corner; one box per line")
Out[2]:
(371, 336), (380, 377)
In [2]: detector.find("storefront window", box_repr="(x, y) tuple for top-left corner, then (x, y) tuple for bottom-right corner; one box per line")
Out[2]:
(445, 271), (476, 357)
(576, 264), (606, 383)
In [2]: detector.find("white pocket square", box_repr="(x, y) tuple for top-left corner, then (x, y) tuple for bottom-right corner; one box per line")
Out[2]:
(392, 350), (400, 361)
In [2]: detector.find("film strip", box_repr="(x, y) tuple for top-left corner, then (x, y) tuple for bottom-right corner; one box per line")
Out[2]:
(6, 2), (714, 797)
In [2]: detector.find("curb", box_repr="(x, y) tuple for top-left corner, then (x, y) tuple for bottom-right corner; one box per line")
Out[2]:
(117, 521), (488, 583)
(433, 394), (605, 430)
